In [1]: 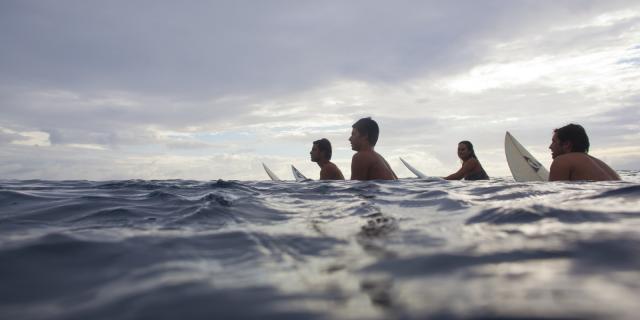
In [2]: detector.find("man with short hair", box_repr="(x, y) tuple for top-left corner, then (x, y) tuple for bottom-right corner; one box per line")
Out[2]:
(349, 117), (398, 180)
(549, 123), (620, 181)
(310, 138), (345, 180)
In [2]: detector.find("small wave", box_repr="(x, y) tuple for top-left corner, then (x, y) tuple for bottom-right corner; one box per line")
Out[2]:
(146, 190), (183, 201)
(208, 179), (240, 188)
(0, 233), (124, 306)
(0, 190), (53, 206)
(251, 232), (347, 261)
(361, 248), (570, 276)
(482, 190), (555, 201)
(590, 185), (640, 199)
(413, 190), (449, 199)
(207, 180), (260, 195)
(570, 235), (640, 272)
(167, 206), (234, 228)
(466, 205), (616, 225)
(199, 193), (233, 206)
(400, 197), (469, 211)
(467, 185), (516, 195)
(96, 179), (160, 190)
(70, 207), (151, 226)
(1, 177), (639, 319)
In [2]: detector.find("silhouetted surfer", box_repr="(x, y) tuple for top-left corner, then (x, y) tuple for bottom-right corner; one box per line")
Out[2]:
(310, 138), (344, 180)
(548, 124), (620, 181)
(349, 117), (397, 180)
(444, 140), (489, 180)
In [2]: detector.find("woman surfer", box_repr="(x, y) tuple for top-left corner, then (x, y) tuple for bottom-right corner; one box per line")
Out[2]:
(444, 141), (489, 180)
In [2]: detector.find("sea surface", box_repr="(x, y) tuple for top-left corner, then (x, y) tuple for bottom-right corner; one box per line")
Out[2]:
(1, 172), (640, 320)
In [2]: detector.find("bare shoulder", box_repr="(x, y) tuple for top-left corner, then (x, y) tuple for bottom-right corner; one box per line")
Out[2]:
(464, 158), (480, 168)
(352, 151), (374, 163)
(551, 152), (620, 181)
(323, 162), (339, 174)
(549, 154), (575, 181)
(589, 155), (612, 168)
(589, 155), (621, 180)
(352, 151), (381, 180)
(558, 153), (583, 161)
(321, 163), (340, 180)
(553, 153), (584, 166)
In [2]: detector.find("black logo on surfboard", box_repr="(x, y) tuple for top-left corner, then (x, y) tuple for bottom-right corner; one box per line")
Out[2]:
(523, 156), (542, 172)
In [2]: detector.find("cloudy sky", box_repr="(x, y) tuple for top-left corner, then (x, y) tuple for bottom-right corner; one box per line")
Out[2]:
(1, 0), (639, 180)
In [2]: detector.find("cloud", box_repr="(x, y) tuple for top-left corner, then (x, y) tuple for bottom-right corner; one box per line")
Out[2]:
(0, 129), (23, 145)
(0, 143), (271, 180)
(2, 1), (636, 96)
(0, 127), (50, 146)
(0, 1), (639, 180)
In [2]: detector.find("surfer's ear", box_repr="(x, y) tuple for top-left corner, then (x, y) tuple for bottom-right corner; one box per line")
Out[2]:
(562, 140), (573, 152)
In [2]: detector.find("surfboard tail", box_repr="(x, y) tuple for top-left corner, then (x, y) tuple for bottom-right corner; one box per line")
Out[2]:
(399, 157), (428, 179)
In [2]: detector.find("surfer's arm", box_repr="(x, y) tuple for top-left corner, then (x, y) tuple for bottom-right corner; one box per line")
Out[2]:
(444, 159), (476, 180)
(382, 158), (398, 180)
(444, 169), (464, 180)
(351, 153), (369, 180)
(334, 166), (346, 180)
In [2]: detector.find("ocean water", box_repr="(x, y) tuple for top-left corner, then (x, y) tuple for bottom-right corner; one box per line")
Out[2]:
(1, 172), (640, 320)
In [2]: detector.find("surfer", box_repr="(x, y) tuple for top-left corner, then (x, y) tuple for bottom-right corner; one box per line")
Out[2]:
(349, 117), (398, 180)
(444, 141), (489, 180)
(310, 138), (345, 180)
(548, 124), (620, 181)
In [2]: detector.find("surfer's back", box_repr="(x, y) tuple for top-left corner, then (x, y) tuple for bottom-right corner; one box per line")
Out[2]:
(351, 150), (397, 180)
(320, 162), (345, 180)
(550, 153), (620, 181)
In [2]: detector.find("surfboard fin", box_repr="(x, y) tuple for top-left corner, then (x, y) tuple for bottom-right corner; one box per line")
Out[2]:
(400, 157), (428, 179)
(291, 165), (308, 181)
(262, 163), (281, 181)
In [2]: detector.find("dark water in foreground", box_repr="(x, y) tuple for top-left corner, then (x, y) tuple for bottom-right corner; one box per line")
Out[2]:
(1, 172), (640, 320)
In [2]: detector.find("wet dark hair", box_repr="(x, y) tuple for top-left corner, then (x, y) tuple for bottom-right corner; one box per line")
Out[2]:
(554, 123), (590, 153)
(459, 141), (478, 160)
(352, 117), (379, 146)
(313, 138), (332, 160)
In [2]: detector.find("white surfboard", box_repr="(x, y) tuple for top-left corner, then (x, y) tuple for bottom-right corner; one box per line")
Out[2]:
(399, 157), (428, 179)
(262, 163), (281, 181)
(504, 132), (549, 182)
(291, 165), (309, 181)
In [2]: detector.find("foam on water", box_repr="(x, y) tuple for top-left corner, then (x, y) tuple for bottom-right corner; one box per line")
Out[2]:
(1, 172), (640, 319)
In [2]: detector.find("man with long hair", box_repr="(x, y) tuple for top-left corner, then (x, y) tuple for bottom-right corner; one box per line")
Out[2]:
(549, 124), (620, 181)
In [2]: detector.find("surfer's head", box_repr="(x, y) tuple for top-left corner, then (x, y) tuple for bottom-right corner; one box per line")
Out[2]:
(350, 117), (379, 151)
(551, 124), (590, 158)
(311, 138), (332, 162)
(458, 141), (477, 161)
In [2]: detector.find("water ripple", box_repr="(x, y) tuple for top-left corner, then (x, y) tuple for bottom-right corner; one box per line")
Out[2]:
(1, 174), (639, 319)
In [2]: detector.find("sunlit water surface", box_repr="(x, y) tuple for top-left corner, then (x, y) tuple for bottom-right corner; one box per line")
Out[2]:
(1, 171), (640, 319)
